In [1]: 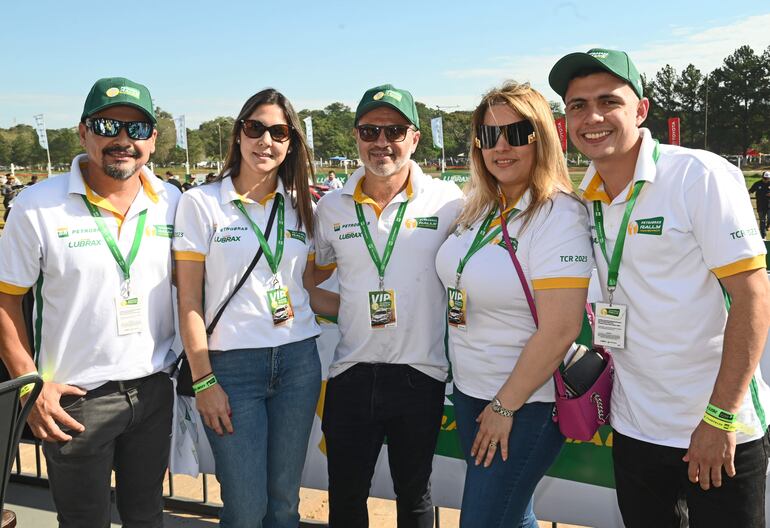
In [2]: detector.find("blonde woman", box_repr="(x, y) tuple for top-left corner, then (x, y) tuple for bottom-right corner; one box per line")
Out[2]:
(435, 81), (594, 527)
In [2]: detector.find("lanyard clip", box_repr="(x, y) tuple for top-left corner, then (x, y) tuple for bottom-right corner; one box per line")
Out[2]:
(121, 278), (131, 299)
(455, 273), (461, 290)
(608, 286), (615, 306)
(270, 274), (280, 289)
(378, 275), (385, 292)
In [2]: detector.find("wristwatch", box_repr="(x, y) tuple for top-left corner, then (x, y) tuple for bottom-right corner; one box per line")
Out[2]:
(491, 397), (515, 418)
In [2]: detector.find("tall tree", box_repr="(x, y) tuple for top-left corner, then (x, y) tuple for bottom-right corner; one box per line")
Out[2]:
(675, 65), (705, 148)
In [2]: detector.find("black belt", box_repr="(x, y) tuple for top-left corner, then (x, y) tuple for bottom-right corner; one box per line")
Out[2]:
(90, 371), (167, 395)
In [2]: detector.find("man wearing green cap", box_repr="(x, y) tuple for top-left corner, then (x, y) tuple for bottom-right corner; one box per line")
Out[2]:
(0, 77), (180, 526)
(549, 49), (770, 527)
(314, 84), (463, 527)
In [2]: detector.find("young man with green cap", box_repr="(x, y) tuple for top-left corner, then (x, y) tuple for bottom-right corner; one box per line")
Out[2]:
(314, 84), (463, 527)
(549, 49), (770, 527)
(0, 77), (181, 527)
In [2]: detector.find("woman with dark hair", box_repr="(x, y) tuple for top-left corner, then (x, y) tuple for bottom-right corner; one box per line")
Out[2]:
(174, 88), (335, 527)
(435, 81), (593, 527)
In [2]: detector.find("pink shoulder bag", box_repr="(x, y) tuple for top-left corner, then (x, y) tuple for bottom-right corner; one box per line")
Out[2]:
(499, 213), (613, 441)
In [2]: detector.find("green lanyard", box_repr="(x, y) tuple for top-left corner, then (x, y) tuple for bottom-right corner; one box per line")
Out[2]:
(355, 200), (409, 290)
(233, 194), (285, 283)
(81, 195), (146, 297)
(454, 206), (517, 287)
(593, 140), (660, 304)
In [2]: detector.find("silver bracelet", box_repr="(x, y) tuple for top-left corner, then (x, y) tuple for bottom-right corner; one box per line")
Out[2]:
(491, 397), (515, 418)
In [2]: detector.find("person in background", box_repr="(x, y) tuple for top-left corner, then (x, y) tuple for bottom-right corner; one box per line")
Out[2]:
(748, 171), (770, 239)
(324, 170), (343, 190)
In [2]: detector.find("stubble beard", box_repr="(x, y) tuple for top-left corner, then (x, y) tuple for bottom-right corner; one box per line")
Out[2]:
(103, 162), (140, 181)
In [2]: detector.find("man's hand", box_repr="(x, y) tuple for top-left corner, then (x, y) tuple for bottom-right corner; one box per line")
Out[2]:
(24, 382), (86, 442)
(682, 420), (736, 490)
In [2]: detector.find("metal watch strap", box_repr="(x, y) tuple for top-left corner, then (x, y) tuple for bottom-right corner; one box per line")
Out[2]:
(491, 397), (515, 418)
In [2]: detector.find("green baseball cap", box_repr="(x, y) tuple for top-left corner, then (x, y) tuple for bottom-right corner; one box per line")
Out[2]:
(81, 77), (156, 124)
(355, 84), (420, 129)
(549, 48), (643, 100)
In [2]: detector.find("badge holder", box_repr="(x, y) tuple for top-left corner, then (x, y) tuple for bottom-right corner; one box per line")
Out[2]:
(369, 276), (397, 329)
(115, 279), (144, 335)
(266, 275), (294, 326)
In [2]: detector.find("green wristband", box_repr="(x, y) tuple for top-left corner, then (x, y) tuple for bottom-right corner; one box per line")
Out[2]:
(705, 403), (736, 423)
(192, 374), (218, 394)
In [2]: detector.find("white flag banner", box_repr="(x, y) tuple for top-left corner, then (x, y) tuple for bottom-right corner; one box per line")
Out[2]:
(174, 115), (188, 150)
(304, 116), (314, 150)
(33, 114), (48, 149)
(431, 117), (444, 149)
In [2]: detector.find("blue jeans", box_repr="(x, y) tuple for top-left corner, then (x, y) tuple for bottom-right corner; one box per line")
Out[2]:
(206, 338), (322, 528)
(453, 387), (565, 528)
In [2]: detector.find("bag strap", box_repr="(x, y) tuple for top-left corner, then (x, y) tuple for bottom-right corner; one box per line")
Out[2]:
(499, 209), (591, 396)
(205, 195), (280, 336)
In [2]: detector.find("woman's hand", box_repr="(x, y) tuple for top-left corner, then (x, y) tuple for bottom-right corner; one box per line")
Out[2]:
(196, 384), (233, 436)
(470, 404), (514, 467)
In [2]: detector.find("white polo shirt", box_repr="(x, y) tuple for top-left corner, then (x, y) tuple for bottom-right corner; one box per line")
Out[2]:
(0, 154), (179, 390)
(436, 191), (593, 401)
(579, 128), (769, 447)
(314, 161), (464, 380)
(173, 176), (320, 350)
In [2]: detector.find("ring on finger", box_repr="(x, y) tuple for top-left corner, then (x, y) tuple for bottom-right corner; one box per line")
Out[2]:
(489, 440), (498, 448)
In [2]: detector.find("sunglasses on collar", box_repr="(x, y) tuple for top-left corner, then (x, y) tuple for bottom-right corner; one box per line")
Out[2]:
(474, 120), (536, 149)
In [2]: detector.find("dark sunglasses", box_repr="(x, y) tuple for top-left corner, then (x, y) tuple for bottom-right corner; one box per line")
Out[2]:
(356, 124), (414, 143)
(85, 117), (154, 140)
(240, 119), (292, 142)
(474, 120), (536, 149)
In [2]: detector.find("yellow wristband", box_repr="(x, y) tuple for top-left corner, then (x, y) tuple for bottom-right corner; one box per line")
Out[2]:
(703, 412), (756, 435)
(18, 371), (39, 399)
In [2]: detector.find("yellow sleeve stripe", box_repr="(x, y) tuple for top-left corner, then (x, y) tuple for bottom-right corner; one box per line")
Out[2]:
(532, 277), (590, 290)
(174, 250), (206, 262)
(316, 262), (337, 271)
(0, 281), (31, 295)
(307, 252), (316, 262)
(711, 255), (766, 279)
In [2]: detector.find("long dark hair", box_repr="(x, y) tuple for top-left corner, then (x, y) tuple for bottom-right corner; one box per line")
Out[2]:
(219, 88), (315, 236)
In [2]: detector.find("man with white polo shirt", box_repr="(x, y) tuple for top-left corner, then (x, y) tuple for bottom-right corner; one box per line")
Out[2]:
(550, 49), (770, 527)
(0, 77), (180, 527)
(314, 84), (463, 527)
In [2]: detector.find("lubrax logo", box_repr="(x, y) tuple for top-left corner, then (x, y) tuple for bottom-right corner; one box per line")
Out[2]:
(215, 235), (241, 243)
(628, 216), (664, 236)
(68, 239), (102, 248)
(339, 231), (362, 240)
(730, 227), (759, 239)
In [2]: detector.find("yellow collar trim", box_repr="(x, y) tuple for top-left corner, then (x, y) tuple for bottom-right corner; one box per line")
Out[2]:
(353, 177), (413, 219)
(582, 172), (636, 204)
(236, 190), (276, 207)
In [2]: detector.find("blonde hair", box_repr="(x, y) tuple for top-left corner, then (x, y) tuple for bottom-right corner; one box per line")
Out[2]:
(457, 81), (573, 230)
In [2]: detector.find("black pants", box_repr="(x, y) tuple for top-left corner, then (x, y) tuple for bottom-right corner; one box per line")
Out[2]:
(44, 373), (173, 528)
(322, 363), (445, 528)
(613, 429), (769, 528)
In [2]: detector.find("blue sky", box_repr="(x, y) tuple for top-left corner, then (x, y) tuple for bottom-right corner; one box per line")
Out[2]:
(2, 1), (768, 129)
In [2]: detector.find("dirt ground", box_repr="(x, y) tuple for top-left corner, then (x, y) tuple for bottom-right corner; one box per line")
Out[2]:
(16, 444), (587, 527)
